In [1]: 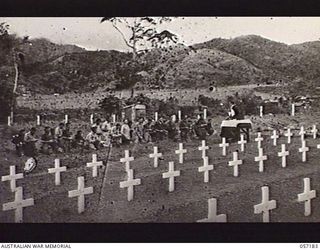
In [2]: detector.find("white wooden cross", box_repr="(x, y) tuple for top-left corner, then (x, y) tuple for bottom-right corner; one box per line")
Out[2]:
(120, 169), (141, 201)
(299, 126), (306, 141)
(2, 187), (34, 223)
(219, 137), (229, 156)
(90, 114), (94, 124)
(198, 156), (214, 183)
(198, 140), (209, 159)
(48, 159), (67, 186)
(155, 112), (158, 121)
(178, 110), (182, 121)
(238, 134), (247, 152)
(254, 186), (277, 223)
(259, 106), (263, 117)
(299, 140), (309, 162)
(162, 162), (180, 192)
(270, 130), (279, 146)
(284, 128), (293, 144)
(1, 165), (24, 192)
(65, 114), (69, 124)
(311, 125), (318, 139)
(228, 151), (243, 177)
(149, 146), (162, 168)
(255, 132), (263, 149)
(203, 108), (207, 120)
(197, 198), (227, 223)
(175, 143), (187, 164)
(36, 115), (41, 126)
(291, 103), (295, 116)
(317, 144), (320, 150)
(86, 154), (103, 177)
(298, 178), (316, 216)
(7, 116), (11, 126)
(120, 150), (134, 172)
(278, 144), (289, 168)
(68, 176), (93, 214)
(254, 147), (268, 172)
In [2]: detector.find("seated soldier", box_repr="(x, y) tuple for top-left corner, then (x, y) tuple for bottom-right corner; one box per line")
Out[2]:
(111, 123), (122, 147)
(121, 119), (131, 145)
(72, 130), (85, 148)
(179, 116), (189, 142)
(54, 122), (65, 152)
(12, 129), (25, 157)
(206, 118), (215, 136)
(101, 117), (111, 133)
(133, 118), (145, 144)
(40, 126), (56, 154)
(85, 126), (101, 150)
(62, 123), (73, 152)
(194, 114), (207, 140)
(143, 118), (153, 143)
(94, 118), (103, 138)
(24, 127), (38, 157)
(167, 119), (178, 142)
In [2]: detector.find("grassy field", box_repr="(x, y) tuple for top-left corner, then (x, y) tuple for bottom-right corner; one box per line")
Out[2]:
(1, 107), (320, 222)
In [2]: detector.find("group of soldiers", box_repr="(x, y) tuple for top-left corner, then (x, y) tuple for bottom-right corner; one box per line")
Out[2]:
(11, 114), (215, 157)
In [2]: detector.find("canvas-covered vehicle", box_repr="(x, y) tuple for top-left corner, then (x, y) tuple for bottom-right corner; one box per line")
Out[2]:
(220, 119), (252, 142)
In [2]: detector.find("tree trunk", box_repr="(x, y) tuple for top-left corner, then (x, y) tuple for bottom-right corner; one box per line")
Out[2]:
(10, 51), (19, 123)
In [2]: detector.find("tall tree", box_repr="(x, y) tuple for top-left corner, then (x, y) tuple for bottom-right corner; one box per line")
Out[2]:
(100, 17), (179, 60)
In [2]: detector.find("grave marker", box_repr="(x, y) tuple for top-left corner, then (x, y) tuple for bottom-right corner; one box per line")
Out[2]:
(284, 128), (293, 144)
(278, 144), (289, 168)
(7, 116), (11, 126)
(2, 187), (34, 223)
(149, 146), (162, 168)
(299, 126), (306, 141)
(65, 114), (69, 124)
(86, 154), (103, 177)
(162, 162), (180, 192)
(254, 186), (277, 223)
(219, 137), (229, 156)
(155, 112), (158, 121)
(204, 108), (207, 120)
(36, 115), (41, 126)
(198, 156), (214, 183)
(259, 106), (263, 117)
(198, 140), (209, 159)
(299, 140), (309, 162)
(175, 143), (187, 164)
(48, 159), (67, 186)
(178, 110), (182, 121)
(270, 130), (279, 146)
(254, 148), (268, 172)
(1, 165), (24, 192)
(228, 152), (243, 177)
(68, 176), (93, 214)
(311, 125), (317, 139)
(120, 169), (141, 201)
(120, 150), (134, 172)
(238, 134), (247, 152)
(197, 198), (227, 223)
(291, 103), (295, 116)
(298, 178), (316, 216)
(255, 132), (264, 149)
(112, 114), (116, 123)
(90, 114), (94, 124)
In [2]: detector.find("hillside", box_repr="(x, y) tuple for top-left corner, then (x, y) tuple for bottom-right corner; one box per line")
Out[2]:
(193, 35), (320, 84)
(1, 34), (320, 94)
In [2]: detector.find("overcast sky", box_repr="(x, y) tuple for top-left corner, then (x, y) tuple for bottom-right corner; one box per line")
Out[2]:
(1, 17), (320, 51)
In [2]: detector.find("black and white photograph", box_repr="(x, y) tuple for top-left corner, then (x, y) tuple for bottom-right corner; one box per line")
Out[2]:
(1, 16), (320, 226)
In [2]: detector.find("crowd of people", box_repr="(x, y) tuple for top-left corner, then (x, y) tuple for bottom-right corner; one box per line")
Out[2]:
(11, 114), (215, 157)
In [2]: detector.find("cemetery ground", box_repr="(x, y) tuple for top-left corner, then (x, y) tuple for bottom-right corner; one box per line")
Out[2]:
(1, 107), (320, 222)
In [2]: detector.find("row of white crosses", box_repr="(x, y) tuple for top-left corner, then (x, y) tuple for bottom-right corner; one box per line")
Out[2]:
(198, 177), (316, 223)
(2, 154), (103, 222)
